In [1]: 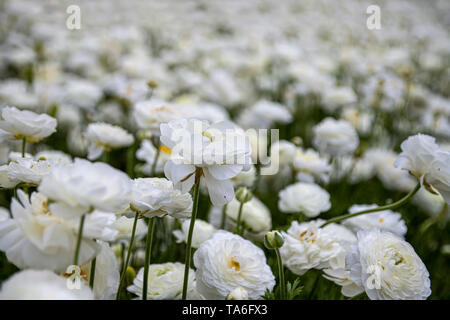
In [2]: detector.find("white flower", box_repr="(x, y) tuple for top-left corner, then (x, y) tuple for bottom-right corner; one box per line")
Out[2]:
(0, 191), (117, 272)
(293, 148), (332, 183)
(81, 241), (120, 300)
(322, 86), (357, 111)
(161, 119), (251, 206)
(226, 287), (249, 300)
(35, 150), (72, 165)
(130, 178), (192, 219)
(237, 100), (292, 129)
(230, 164), (256, 188)
(270, 140), (297, 167)
(343, 204), (407, 237)
(113, 215), (148, 241)
(0, 207), (9, 221)
(173, 219), (216, 248)
(38, 158), (132, 217)
(133, 98), (182, 135)
(136, 139), (172, 175)
(0, 158), (56, 188)
(194, 230), (275, 299)
(426, 151), (450, 204)
(278, 182), (331, 217)
(0, 106), (57, 143)
(280, 220), (344, 276)
(0, 269), (93, 300)
(412, 187), (447, 217)
(394, 134), (440, 180)
(313, 117), (359, 156)
(341, 108), (373, 135)
(225, 196), (271, 235)
(84, 123), (134, 160)
(347, 229), (431, 300)
(127, 262), (196, 300)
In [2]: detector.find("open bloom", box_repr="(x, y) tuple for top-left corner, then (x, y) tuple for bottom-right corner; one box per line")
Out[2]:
(293, 147), (332, 183)
(0, 158), (56, 188)
(347, 229), (431, 300)
(0, 269), (93, 300)
(193, 231), (275, 299)
(84, 122), (134, 160)
(136, 139), (172, 175)
(278, 182), (331, 217)
(130, 178), (192, 219)
(173, 219), (216, 248)
(0, 106), (57, 143)
(133, 98), (181, 135)
(38, 158), (132, 217)
(313, 117), (359, 156)
(127, 262), (197, 300)
(161, 119), (251, 206)
(0, 191), (117, 272)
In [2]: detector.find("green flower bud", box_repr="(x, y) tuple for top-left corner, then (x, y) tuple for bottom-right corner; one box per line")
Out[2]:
(126, 266), (136, 285)
(147, 80), (158, 89)
(235, 187), (253, 203)
(264, 230), (285, 249)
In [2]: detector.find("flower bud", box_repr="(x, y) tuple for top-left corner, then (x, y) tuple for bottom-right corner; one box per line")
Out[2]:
(147, 80), (158, 89)
(226, 287), (249, 300)
(126, 266), (136, 284)
(264, 230), (285, 249)
(235, 187), (253, 203)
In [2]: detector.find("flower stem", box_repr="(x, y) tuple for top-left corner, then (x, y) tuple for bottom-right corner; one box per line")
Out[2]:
(236, 201), (245, 235)
(320, 182), (421, 228)
(275, 247), (286, 300)
(73, 214), (86, 265)
(142, 217), (155, 300)
(150, 138), (160, 177)
(21, 138), (26, 158)
(89, 257), (96, 288)
(182, 170), (201, 300)
(220, 203), (228, 229)
(116, 213), (139, 300)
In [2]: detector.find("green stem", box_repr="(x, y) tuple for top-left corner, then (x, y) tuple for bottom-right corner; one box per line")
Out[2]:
(73, 214), (86, 265)
(320, 182), (421, 228)
(182, 171), (201, 300)
(220, 203), (227, 229)
(21, 138), (26, 158)
(116, 213), (139, 300)
(142, 217), (155, 300)
(236, 201), (245, 235)
(150, 139), (160, 177)
(275, 248), (286, 300)
(89, 257), (96, 288)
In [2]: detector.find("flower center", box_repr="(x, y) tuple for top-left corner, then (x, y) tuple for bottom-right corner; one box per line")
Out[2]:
(159, 145), (172, 155)
(229, 257), (241, 271)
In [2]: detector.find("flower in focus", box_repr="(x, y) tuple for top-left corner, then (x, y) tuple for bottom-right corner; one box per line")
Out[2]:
(0, 106), (57, 143)
(173, 219), (216, 248)
(278, 182), (331, 217)
(84, 122), (134, 160)
(347, 229), (431, 300)
(193, 230), (275, 299)
(127, 262), (197, 300)
(0, 269), (93, 300)
(313, 117), (359, 156)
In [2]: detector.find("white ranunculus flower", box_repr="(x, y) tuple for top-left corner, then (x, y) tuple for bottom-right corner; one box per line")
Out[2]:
(313, 117), (359, 156)
(280, 220), (344, 276)
(226, 287), (249, 300)
(130, 178), (192, 219)
(81, 241), (120, 300)
(225, 196), (271, 235)
(127, 262), (196, 300)
(0, 191), (117, 272)
(293, 148), (332, 183)
(0, 207), (9, 221)
(237, 100), (292, 129)
(322, 86), (357, 111)
(136, 139), (172, 175)
(394, 133), (440, 180)
(84, 123), (134, 160)
(38, 158), (132, 217)
(426, 151), (450, 204)
(0, 106), (57, 143)
(343, 204), (407, 237)
(270, 140), (297, 167)
(278, 182), (331, 217)
(341, 108), (373, 135)
(173, 219), (216, 248)
(194, 230), (275, 299)
(230, 164), (256, 188)
(133, 98), (182, 135)
(0, 158), (56, 188)
(0, 269), (93, 300)
(35, 150), (72, 165)
(412, 187), (447, 217)
(113, 215), (148, 241)
(347, 229), (431, 300)
(161, 119), (251, 206)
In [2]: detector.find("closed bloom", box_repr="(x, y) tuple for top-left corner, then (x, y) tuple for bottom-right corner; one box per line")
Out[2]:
(313, 117), (359, 156)
(161, 119), (251, 206)
(0, 269), (93, 300)
(278, 182), (331, 217)
(347, 229), (431, 300)
(173, 219), (216, 248)
(194, 231), (275, 299)
(38, 159), (132, 217)
(84, 122), (134, 160)
(0, 191), (117, 272)
(0, 106), (57, 143)
(343, 204), (407, 237)
(130, 178), (192, 219)
(127, 262), (196, 300)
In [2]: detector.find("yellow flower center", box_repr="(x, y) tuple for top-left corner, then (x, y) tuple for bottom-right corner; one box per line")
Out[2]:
(159, 145), (172, 155)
